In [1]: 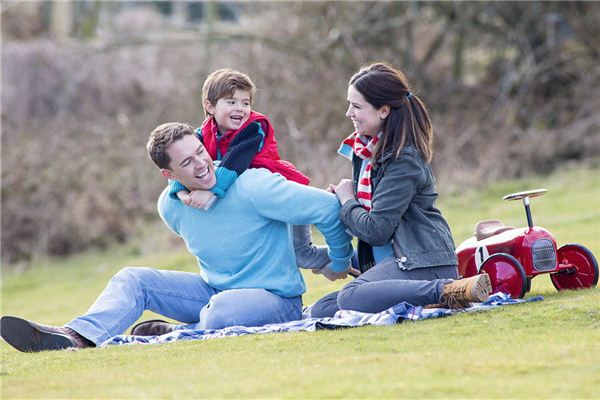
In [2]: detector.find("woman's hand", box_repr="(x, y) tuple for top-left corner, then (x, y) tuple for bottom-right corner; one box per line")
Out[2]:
(334, 179), (356, 205)
(347, 266), (362, 278)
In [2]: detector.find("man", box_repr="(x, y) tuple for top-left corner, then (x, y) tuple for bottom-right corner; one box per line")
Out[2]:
(0, 122), (354, 352)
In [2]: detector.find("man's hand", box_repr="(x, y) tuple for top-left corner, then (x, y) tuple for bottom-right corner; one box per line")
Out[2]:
(182, 190), (216, 210)
(311, 265), (355, 281)
(334, 179), (355, 205)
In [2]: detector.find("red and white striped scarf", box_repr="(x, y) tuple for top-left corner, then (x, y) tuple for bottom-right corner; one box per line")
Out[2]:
(338, 132), (382, 211)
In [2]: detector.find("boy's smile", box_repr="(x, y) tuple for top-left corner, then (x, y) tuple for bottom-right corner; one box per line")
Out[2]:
(206, 89), (252, 133)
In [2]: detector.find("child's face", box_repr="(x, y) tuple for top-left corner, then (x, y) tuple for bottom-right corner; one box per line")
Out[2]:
(345, 84), (388, 137)
(206, 89), (252, 132)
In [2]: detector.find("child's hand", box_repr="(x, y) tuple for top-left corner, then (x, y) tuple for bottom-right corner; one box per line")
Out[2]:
(177, 190), (191, 203)
(187, 190), (216, 210)
(311, 265), (351, 281)
(325, 184), (336, 193)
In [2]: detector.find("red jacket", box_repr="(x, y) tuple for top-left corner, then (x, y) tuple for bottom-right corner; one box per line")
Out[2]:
(200, 111), (310, 185)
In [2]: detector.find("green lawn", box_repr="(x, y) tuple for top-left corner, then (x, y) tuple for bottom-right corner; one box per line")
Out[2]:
(2, 161), (599, 398)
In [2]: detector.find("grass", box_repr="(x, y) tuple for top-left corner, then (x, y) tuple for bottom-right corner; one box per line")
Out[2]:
(2, 161), (599, 399)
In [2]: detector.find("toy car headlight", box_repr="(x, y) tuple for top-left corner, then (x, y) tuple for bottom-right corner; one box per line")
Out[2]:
(532, 239), (556, 271)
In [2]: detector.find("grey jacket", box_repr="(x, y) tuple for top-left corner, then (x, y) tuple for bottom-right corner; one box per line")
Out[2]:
(339, 146), (458, 272)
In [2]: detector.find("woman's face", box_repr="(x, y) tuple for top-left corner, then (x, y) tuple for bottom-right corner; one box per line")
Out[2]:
(345, 85), (388, 137)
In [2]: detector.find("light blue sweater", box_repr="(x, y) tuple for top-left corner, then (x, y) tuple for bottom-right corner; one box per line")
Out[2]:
(158, 167), (353, 298)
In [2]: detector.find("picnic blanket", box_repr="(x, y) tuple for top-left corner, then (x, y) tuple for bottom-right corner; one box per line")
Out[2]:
(100, 292), (543, 347)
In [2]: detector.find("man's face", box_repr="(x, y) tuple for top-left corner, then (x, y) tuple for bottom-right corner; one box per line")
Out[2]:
(161, 134), (216, 191)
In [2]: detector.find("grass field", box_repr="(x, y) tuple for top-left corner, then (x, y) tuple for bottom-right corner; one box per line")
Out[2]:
(2, 161), (599, 398)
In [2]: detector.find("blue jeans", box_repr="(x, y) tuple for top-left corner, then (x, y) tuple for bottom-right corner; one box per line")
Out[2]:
(66, 267), (303, 346)
(310, 256), (458, 317)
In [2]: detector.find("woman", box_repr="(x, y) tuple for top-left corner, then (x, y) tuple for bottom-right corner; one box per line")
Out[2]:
(311, 62), (491, 317)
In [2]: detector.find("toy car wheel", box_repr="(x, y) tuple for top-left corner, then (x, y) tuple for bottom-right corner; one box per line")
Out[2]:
(551, 244), (599, 291)
(480, 253), (527, 298)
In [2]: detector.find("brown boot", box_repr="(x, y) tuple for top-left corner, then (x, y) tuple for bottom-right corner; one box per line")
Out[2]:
(436, 274), (492, 309)
(130, 319), (178, 336)
(0, 316), (93, 352)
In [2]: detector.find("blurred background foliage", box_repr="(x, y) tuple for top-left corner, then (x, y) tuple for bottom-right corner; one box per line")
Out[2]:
(2, 1), (599, 264)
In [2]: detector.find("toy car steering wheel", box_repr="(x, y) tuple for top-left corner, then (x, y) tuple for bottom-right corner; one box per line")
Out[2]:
(503, 188), (547, 201)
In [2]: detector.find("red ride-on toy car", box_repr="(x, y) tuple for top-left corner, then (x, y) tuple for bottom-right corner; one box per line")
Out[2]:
(456, 189), (598, 298)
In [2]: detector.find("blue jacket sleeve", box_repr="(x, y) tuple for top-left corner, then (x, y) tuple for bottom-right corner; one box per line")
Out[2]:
(167, 179), (188, 199)
(210, 122), (264, 197)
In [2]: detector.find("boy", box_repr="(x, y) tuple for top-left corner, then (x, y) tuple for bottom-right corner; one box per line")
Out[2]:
(169, 69), (330, 272)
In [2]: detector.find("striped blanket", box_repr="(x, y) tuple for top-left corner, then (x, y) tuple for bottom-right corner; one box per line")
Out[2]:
(100, 292), (542, 347)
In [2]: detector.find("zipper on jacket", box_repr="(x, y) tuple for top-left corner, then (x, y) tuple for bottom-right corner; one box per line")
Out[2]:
(396, 256), (408, 270)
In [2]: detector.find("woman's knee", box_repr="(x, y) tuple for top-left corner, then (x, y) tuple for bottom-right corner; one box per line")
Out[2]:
(336, 281), (361, 310)
(310, 291), (339, 318)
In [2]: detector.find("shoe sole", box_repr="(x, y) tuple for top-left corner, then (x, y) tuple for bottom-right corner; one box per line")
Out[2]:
(0, 316), (74, 352)
(471, 273), (493, 302)
(130, 319), (170, 336)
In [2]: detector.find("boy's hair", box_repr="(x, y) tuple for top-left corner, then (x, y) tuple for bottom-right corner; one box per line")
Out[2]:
(202, 68), (256, 117)
(147, 122), (195, 169)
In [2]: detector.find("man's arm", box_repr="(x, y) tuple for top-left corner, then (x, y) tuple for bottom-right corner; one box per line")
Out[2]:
(157, 187), (182, 237)
(244, 170), (353, 272)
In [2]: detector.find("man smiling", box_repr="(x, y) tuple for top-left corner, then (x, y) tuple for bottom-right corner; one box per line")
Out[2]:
(0, 122), (353, 352)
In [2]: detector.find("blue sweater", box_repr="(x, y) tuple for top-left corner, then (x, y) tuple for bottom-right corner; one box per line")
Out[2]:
(158, 167), (353, 298)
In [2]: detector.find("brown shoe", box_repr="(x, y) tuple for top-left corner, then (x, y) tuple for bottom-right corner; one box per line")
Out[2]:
(130, 319), (178, 336)
(437, 274), (493, 309)
(0, 316), (93, 352)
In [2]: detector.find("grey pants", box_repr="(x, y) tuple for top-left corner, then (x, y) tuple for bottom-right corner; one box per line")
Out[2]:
(293, 224), (330, 270)
(310, 256), (459, 317)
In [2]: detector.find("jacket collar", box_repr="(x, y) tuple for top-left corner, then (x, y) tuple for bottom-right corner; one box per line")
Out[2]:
(376, 149), (396, 164)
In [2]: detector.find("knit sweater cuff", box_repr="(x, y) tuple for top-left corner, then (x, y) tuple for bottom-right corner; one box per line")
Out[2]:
(168, 179), (188, 199)
(210, 167), (238, 197)
(327, 247), (352, 273)
(329, 258), (351, 273)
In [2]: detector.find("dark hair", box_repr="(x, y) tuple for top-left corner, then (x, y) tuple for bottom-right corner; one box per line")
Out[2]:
(202, 68), (256, 117)
(349, 62), (433, 162)
(147, 122), (195, 169)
